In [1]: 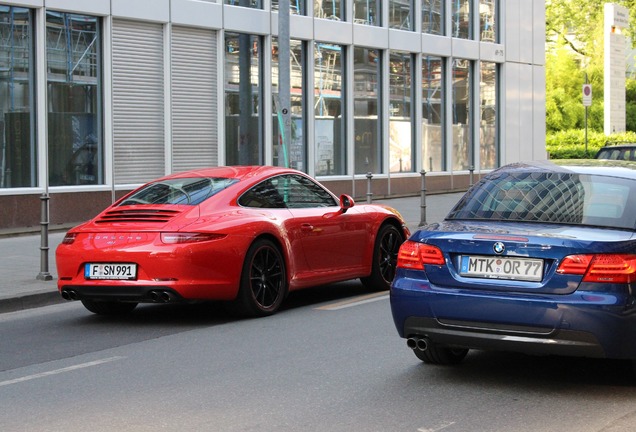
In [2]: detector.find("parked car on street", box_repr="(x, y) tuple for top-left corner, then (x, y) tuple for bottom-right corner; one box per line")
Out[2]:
(595, 143), (636, 161)
(390, 160), (636, 369)
(57, 166), (409, 317)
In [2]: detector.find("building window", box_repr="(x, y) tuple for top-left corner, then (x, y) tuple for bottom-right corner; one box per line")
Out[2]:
(422, 56), (444, 172)
(480, 0), (497, 42)
(389, 51), (413, 173)
(422, 0), (443, 35)
(354, 0), (380, 26)
(225, 32), (263, 165)
(452, 59), (471, 171)
(273, 38), (306, 171)
(354, 47), (381, 174)
(480, 61), (498, 169)
(0, 6), (35, 188)
(452, 0), (471, 39)
(389, 0), (412, 30)
(315, 0), (344, 20)
(225, 0), (263, 9)
(314, 42), (345, 176)
(46, 12), (102, 186)
(272, 0), (305, 14)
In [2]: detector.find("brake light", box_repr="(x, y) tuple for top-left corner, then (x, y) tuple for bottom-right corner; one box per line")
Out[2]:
(61, 232), (78, 245)
(556, 255), (592, 275)
(396, 241), (445, 270)
(557, 254), (636, 283)
(160, 233), (226, 244)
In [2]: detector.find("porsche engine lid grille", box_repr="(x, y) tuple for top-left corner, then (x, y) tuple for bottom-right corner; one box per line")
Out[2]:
(95, 209), (182, 224)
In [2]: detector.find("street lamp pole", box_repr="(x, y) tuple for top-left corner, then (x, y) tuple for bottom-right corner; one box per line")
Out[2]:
(278, 0), (291, 167)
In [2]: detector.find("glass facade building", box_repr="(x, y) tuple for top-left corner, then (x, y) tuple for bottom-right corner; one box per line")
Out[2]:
(0, 0), (546, 231)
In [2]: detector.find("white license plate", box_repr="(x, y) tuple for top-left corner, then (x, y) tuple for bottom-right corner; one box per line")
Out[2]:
(459, 255), (543, 282)
(85, 263), (137, 280)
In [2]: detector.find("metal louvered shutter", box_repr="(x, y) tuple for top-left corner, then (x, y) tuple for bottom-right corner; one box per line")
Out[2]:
(171, 26), (219, 172)
(112, 19), (165, 185)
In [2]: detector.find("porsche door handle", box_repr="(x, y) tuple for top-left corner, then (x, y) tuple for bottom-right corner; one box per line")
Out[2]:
(300, 223), (314, 232)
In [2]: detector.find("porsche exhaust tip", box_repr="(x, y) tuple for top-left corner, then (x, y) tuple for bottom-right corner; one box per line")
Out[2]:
(149, 290), (174, 303)
(61, 289), (79, 301)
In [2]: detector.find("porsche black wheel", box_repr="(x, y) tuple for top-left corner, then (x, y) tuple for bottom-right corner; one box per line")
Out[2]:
(233, 239), (287, 317)
(81, 299), (138, 315)
(361, 224), (404, 291)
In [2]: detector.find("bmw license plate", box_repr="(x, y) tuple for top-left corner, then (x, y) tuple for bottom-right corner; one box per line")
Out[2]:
(85, 263), (137, 280)
(460, 255), (543, 282)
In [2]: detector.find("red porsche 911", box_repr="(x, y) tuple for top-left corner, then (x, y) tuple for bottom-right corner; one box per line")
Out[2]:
(56, 166), (410, 317)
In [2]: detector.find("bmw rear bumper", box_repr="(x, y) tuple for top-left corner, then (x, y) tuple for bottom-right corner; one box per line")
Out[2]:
(390, 272), (636, 359)
(402, 316), (605, 358)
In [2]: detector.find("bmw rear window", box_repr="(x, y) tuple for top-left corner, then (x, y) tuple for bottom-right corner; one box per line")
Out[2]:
(447, 171), (636, 230)
(118, 177), (238, 206)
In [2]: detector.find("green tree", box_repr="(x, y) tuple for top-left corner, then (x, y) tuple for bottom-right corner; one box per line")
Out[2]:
(627, 79), (636, 131)
(545, 0), (636, 132)
(545, 45), (584, 131)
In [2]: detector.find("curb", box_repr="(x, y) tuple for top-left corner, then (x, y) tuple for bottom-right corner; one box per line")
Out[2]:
(0, 290), (64, 314)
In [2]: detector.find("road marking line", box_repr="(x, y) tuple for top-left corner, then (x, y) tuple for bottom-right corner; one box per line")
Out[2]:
(418, 421), (456, 432)
(316, 291), (389, 310)
(0, 356), (125, 388)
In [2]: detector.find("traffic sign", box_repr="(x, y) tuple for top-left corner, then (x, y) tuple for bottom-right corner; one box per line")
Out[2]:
(583, 84), (592, 106)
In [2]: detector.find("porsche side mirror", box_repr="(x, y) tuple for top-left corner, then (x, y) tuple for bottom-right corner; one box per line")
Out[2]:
(339, 194), (355, 213)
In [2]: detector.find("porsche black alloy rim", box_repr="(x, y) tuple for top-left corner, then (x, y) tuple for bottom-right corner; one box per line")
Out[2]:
(249, 246), (284, 309)
(378, 229), (400, 283)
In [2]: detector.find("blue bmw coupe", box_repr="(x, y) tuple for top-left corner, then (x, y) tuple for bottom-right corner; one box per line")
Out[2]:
(390, 160), (636, 368)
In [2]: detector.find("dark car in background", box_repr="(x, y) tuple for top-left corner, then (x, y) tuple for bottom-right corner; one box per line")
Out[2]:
(595, 143), (636, 161)
(390, 160), (636, 370)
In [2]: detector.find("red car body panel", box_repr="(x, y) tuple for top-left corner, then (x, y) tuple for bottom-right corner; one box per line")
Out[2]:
(56, 166), (409, 303)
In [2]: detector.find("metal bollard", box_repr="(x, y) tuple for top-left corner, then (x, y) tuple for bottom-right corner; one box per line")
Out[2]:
(469, 165), (474, 187)
(366, 172), (373, 203)
(37, 193), (52, 281)
(419, 170), (427, 227)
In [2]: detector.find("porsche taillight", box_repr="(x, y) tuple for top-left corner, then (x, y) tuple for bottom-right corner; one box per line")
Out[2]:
(61, 232), (78, 245)
(160, 232), (226, 244)
(396, 241), (445, 270)
(557, 254), (636, 284)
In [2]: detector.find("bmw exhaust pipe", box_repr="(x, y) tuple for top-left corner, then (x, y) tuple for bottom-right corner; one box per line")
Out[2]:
(416, 338), (429, 352)
(406, 337), (429, 352)
(407, 337), (418, 350)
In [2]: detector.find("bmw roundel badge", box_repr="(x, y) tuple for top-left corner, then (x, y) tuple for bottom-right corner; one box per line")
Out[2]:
(493, 242), (505, 254)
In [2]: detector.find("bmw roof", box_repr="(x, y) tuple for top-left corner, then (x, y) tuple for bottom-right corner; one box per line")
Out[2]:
(493, 159), (636, 180)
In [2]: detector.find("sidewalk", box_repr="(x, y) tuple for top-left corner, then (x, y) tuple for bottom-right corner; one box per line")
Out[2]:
(0, 193), (465, 314)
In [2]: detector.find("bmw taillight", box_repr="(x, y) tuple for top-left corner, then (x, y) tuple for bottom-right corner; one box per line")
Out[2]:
(61, 232), (78, 245)
(160, 232), (226, 244)
(396, 240), (445, 270)
(557, 254), (636, 284)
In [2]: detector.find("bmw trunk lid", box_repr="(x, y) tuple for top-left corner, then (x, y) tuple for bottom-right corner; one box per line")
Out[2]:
(414, 220), (636, 295)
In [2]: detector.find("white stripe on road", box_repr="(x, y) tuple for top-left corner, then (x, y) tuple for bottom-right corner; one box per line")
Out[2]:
(316, 291), (389, 311)
(418, 422), (456, 432)
(0, 356), (125, 387)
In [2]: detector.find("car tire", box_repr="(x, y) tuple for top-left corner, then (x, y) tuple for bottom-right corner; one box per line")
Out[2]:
(361, 224), (404, 291)
(80, 299), (138, 315)
(232, 238), (288, 317)
(413, 344), (469, 365)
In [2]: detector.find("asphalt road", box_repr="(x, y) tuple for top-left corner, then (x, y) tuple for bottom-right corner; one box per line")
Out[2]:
(2, 281), (636, 432)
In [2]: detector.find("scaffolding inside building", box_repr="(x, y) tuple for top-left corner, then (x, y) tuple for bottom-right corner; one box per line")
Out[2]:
(45, 12), (98, 85)
(0, 6), (32, 188)
(422, 0), (443, 34)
